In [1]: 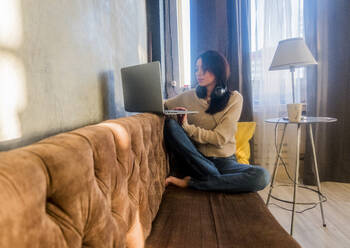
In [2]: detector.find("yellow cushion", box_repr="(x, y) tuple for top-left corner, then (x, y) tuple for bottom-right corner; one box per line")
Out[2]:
(235, 122), (256, 164)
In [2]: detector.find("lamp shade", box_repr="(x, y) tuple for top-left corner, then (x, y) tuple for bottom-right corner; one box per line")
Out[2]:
(269, 38), (317, 70)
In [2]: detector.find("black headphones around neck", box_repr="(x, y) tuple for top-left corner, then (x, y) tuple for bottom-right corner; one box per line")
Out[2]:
(196, 85), (227, 99)
(213, 85), (227, 98)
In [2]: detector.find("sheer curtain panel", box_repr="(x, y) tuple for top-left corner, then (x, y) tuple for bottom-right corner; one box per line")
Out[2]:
(250, 0), (305, 175)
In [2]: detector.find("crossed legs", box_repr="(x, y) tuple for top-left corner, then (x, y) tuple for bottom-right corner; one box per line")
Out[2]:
(164, 119), (270, 193)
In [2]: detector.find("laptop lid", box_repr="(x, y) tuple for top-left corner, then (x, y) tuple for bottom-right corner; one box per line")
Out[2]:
(121, 61), (164, 114)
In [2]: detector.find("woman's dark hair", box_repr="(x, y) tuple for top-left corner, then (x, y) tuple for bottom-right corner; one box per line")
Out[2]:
(195, 50), (231, 114)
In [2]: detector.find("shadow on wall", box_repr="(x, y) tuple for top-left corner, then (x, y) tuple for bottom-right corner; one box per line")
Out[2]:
(99, 70), (126, 120)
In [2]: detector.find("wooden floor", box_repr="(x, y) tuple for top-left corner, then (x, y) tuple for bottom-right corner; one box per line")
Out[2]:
(258, 182), (350, 248)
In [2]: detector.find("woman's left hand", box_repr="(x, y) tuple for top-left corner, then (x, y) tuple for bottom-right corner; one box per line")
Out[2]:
(173, 107), (188, 125)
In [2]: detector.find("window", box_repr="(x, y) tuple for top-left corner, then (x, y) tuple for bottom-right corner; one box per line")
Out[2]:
(249, 0), (305, 171)
(250, 0), (305, 110)
(177, 0), (191, 88)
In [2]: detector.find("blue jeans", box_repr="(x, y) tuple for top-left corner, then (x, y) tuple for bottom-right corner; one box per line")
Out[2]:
(164, 118), (270, 193)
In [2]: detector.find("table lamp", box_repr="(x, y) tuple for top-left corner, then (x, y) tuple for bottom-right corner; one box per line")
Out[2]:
(269, 38), (317, 121)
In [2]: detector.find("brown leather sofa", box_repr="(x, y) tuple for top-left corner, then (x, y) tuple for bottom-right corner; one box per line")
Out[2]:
(0, 113), (300, 248)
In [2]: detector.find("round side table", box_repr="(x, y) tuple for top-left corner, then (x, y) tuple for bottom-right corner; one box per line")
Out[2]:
(264, 116), (337, 235)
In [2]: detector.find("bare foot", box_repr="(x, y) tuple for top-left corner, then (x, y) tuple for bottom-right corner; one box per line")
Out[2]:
(165, 176), (191, 188)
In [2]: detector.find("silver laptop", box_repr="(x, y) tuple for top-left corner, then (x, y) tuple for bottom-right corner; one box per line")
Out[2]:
(121, 61), (198, 115)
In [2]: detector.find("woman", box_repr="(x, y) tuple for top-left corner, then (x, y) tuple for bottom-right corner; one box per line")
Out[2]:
(164, 50), (270, 192)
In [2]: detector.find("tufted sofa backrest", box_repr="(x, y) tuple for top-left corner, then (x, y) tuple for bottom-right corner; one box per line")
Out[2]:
(0, 113), (169, 248)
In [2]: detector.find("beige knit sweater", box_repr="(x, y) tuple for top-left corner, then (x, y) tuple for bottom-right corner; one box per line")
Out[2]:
(164, 89), (243, 158)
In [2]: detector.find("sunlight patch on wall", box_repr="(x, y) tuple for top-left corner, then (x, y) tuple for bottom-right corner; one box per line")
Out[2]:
(0, 0), (23, 48)
(0, 0), (26, 142)
(0, 52), (26, 142)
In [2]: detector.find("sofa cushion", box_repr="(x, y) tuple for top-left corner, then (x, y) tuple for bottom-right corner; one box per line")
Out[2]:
(146, 186), (301, 248)
(235, 122), (256, 164)
(0, 113), (169, 248)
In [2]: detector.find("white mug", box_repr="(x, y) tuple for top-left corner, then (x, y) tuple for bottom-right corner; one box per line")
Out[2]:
(287, 104), (302, 122)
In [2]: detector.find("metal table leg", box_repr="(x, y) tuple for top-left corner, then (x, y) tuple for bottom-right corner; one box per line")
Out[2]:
(308, 124), (326, 227)
(266, 124), (287, 206)
(291, 123), (301, 235)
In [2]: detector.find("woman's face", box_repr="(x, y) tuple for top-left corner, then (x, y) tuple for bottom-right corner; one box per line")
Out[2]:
(195, 58), (216, 88)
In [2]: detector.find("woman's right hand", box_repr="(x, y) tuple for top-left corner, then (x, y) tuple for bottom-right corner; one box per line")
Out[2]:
(173, 107), (188, 125)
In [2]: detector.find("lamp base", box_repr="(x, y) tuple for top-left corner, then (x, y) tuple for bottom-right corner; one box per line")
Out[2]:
(283, 116), (307, 121)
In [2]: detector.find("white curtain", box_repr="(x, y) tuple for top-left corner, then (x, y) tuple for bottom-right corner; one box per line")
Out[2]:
(250, 0), (305, 174)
